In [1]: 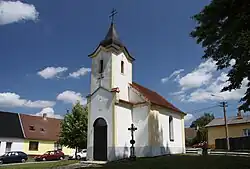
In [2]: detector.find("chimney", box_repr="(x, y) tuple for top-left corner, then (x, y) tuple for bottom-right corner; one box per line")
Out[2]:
(237, 107), (243, 119)
(42, 113), (47, 120)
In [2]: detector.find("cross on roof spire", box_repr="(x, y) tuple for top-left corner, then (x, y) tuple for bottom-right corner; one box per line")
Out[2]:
(109, 8), (117, 24)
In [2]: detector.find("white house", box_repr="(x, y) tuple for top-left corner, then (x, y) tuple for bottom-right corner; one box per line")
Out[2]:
(86, 20), (186, 161)
(0, 111), (25, 155)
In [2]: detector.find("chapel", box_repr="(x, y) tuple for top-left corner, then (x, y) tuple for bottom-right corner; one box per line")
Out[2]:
(86, 13), (186, 161)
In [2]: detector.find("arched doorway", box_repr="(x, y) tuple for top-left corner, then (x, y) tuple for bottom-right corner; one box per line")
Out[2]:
(93, 117), (107, 161)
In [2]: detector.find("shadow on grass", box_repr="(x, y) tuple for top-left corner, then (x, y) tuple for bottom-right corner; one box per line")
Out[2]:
(82, 155), (250, 169)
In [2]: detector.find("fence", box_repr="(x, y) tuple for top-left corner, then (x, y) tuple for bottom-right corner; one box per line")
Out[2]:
(215, 136), (250, 151)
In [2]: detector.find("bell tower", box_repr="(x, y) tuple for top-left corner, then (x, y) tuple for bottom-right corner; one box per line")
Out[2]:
(88, 9), (135, 101)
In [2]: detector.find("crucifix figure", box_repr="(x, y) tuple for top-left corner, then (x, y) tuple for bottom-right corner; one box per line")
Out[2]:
(128, 123), (137, 160)
(97, 73), (104, 87)
(109, 8), (118, 24)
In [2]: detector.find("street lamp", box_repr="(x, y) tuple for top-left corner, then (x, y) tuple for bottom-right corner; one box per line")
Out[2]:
(211, 94), (230, 151)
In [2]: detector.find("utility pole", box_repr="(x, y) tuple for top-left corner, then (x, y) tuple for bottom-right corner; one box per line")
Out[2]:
(220, 101), (230, 151)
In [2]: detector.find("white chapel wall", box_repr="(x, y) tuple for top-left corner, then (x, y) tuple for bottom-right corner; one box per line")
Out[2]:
(112, 52), (132, 101)
(150, 105), (184, 156)
(115, 105), (132, 159)
(87, 88), (114, 161)
(132, 105), (150, 157)
(128, 86), (145, 103)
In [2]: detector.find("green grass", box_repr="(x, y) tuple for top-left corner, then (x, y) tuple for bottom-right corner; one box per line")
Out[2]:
(0, 160), (78, 169)
(84, 155), (250, 169)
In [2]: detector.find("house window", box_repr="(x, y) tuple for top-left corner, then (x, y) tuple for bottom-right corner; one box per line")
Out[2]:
(54, 142), (62, 150)
(29, 125), (35, 131)
(121, 61), (124, 74)
(169, 116), (174, 141)
(99, 60), (104, 73)
(40, 128), (45, 132)
(5, 142), (12, 152)
(29, 141), (39, 151)
(243, 129), (250, 136)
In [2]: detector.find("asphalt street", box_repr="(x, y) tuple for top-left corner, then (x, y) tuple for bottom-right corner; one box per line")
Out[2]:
(0, 160), (58, 167)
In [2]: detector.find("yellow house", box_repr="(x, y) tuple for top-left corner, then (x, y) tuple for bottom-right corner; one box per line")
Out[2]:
(20, 113), (74, 156)
(206, 112), (250, 149)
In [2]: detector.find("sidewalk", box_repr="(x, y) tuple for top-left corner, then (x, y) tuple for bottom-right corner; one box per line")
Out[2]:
(186, 148), (250, 157)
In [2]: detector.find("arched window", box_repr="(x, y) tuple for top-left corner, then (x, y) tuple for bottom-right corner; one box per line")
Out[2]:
(121, 61), (124, 74)
(169, 116), (174, 141)
(99, 60), (104, 73)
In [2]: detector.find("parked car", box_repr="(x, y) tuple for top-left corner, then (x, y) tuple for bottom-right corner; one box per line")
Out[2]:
(34, 150), (64, 161)
(0, 151), (28, 164)
(68, 149), (87, 160)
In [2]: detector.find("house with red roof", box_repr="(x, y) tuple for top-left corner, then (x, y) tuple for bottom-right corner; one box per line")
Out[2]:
(86, 19), (186, 161)
(0, 111), (74, 156)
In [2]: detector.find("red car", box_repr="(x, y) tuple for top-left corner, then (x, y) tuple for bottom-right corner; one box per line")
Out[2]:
(34, 150), (64, 161)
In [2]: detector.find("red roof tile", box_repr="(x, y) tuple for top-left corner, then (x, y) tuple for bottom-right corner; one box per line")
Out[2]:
(20, 114), (62, 141)
(130, 82), (185, 114)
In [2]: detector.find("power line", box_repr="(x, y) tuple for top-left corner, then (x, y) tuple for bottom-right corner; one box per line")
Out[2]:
(186, 102), (238, 115)
(187, 105), (220, 114)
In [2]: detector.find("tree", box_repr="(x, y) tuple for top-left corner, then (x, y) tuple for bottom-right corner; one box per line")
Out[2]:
(190, 113), (214, 143)
(190, 0), (250, 112)
(59, 101), (88, 158)
(190, 113), (214, 129)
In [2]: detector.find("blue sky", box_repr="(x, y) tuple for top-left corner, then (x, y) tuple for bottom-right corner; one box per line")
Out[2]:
(0, 0), (247, 125)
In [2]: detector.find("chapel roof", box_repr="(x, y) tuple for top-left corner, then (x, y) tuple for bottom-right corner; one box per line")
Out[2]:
(20, 114), (62, 141)
(0, 111), (24, 138)
(130, 82), (185, 115)
(100, 23), (123, 48)
(89, 23), (135, 61)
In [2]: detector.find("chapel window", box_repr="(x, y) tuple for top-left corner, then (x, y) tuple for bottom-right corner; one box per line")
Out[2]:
(169, 116), (174, 141)
(121, 61), (124, 74)
(99, 60), (104, 73)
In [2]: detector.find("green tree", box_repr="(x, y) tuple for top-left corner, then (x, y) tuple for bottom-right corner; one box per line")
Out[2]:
(59, 101), (88, 158)
(190, 0), (250, 111)
(190, 113), (214, 143)
(190, 113), (214, 128)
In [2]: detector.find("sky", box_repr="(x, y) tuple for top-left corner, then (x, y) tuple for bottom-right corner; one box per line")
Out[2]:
(0, 0), (248, 126)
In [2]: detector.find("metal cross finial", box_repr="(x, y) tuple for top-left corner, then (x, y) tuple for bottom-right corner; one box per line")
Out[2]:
(109, 8), (118, 24)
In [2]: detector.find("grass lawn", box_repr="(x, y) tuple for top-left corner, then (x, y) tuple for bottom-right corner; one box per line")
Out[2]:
(85, 155), (250, 169)
(0, 160), (78, 169)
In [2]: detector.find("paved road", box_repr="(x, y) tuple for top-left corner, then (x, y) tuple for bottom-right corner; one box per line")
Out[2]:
(0, 160), (58, 167)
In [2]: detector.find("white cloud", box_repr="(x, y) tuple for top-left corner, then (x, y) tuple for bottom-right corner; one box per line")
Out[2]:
(184, 113), (194, 126)
(178, 59), (217, 90)
(0, 1), (39, 25)
(171, 58), (248, 103)
(181, 73), (248, 103)
(184, 113), (194, 122)
(69, 67), (91, 78)
(229, 59), (236, 66)
(35, 107), (63, 119)
(37, 67), (68, 79)
(0, 92), (55, 108)
(161, 69), (184, 83)
(57, 90), (87, 105)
